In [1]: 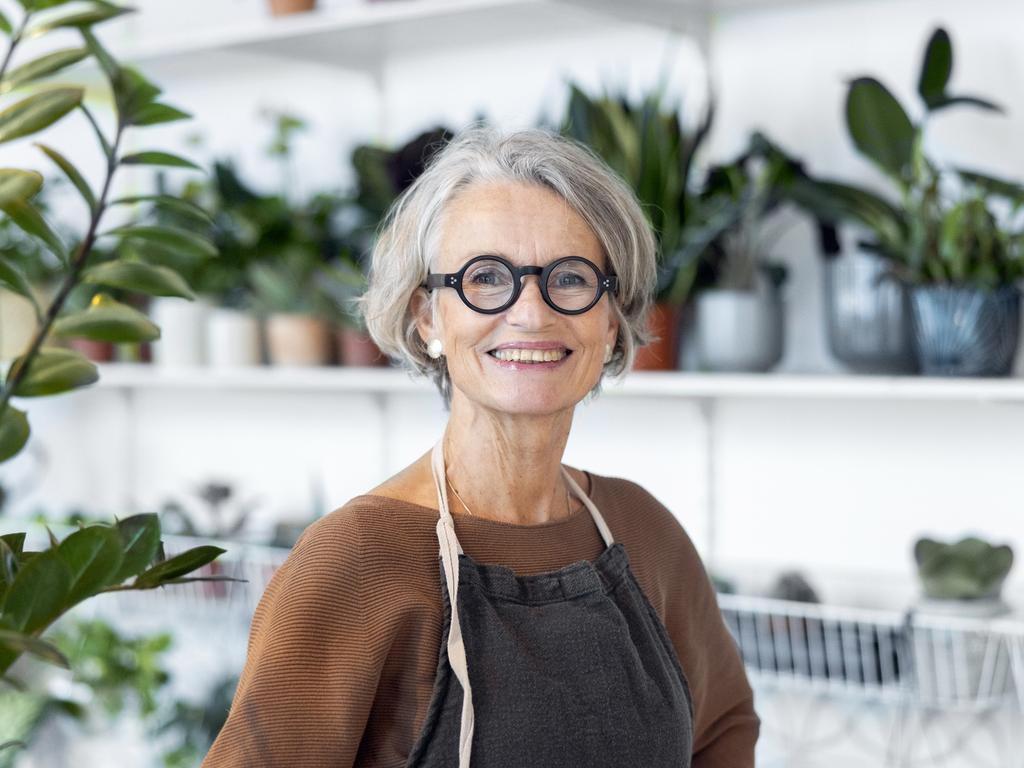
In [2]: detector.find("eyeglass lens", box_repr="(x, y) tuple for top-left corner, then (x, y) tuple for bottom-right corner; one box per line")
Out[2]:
(462, 258), (599, 311)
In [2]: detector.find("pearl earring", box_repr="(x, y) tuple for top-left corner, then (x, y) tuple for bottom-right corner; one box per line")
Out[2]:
(427, 338), (444, 359)
(604, 343), (612, 364)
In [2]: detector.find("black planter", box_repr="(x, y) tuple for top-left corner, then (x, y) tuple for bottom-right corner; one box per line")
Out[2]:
(909, 284), (1021, 376)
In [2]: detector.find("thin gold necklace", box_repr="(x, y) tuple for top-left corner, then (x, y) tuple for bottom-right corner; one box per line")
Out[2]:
(445, 474), (573, 520)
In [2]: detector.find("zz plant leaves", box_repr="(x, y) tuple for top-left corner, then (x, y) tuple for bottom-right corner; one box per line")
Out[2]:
(0, 517), (235, 678)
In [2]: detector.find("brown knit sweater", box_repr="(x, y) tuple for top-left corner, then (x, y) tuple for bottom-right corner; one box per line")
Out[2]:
(201, 472), (760, 767)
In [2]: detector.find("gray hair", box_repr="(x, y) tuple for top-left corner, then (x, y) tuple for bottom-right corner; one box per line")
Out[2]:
(354, 124), (657, 409)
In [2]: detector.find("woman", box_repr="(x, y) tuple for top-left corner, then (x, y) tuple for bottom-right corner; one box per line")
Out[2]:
(202, 126), (760, 767)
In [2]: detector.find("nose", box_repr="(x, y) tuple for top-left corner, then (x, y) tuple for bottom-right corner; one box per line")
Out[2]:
(506, 275), (554, 326)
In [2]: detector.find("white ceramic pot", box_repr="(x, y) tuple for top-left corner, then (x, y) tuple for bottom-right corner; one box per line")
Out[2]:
(265, 312), (332, 366)
(207, 307), (262, 367)
(910, 596), (1012, 703)
(149, 296), (213, 367)
(696, 288), (784, 372)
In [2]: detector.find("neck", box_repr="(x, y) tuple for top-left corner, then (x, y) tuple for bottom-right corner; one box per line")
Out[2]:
(441, 392), (576, 525)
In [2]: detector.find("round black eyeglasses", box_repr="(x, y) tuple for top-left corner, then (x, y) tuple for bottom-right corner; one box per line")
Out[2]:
(421, 254), (618, 315)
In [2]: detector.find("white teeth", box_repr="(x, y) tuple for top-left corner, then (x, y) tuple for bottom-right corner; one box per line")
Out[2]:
(492, 348), (567, 362)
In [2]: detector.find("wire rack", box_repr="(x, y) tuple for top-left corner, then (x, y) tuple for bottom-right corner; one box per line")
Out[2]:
(717, 593), (1023, 712)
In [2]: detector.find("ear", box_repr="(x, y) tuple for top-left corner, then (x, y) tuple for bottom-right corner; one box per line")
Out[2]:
(605, 309), (619, 354)
(410, 287), (437, 345)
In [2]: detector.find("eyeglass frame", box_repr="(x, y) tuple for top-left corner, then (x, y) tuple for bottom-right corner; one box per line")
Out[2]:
(420, 254), (619, 316)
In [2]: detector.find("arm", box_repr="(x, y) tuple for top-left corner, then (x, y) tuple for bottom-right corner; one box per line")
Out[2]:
(201, 511), (383, 767)
(674, 533), (760, 768)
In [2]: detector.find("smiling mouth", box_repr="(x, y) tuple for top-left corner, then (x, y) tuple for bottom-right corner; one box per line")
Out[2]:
(486, 349), (573, 363)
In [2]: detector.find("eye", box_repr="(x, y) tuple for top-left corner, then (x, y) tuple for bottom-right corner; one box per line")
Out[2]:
(469, 269), (504, 285)
(555, 272), (586, 287)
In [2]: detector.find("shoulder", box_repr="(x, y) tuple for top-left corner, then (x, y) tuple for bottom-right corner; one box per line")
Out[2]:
(589, 472), (692, 545)
(588, 473), (706, 602)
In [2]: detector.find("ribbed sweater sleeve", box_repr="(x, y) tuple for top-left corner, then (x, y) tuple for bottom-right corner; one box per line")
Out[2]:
(201, 510), (383, 767)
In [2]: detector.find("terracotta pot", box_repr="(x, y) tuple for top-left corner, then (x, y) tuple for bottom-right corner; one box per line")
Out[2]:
(67, 338), (116, 362)
(632, 302), (683, 371)
(265, 313), (332, 366)
(267, 0), (315, 15)
(336, 326), (389, 367)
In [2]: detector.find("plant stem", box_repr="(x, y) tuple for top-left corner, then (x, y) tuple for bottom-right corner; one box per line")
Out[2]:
(0, 122), (124, 419)
(0, 12), (31, 84)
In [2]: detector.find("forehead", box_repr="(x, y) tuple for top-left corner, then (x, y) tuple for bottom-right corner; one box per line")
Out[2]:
(436, 180), (605, 270)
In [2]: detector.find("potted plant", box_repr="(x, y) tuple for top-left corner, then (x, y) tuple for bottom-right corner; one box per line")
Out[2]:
(267, 0), (316, 17)
(913, 535), (1014, 616)
(910, 535), (1014, 702)
(794, 27), (1021, 376)
(316, 255), (388, 366)
(693, 132), (796, 372)
(557, 82), (742, 370)
(347, 126), (453, 366)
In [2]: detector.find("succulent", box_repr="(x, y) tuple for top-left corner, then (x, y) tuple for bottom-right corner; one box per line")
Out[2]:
(913, 535), (1014, 601)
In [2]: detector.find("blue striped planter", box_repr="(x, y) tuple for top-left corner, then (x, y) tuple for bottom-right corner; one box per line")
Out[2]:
(909, 284), (1021, 376)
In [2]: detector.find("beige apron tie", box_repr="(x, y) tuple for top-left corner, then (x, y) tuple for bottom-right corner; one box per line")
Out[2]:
(430, 436), (615, 768)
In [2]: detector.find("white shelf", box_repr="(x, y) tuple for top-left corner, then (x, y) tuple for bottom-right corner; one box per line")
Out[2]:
(99, 0), (827, 70)
(104, 0), (637, 70)
(87, 362), (1024, 403)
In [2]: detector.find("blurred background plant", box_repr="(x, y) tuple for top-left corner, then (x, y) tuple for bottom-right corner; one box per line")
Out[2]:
(0, 617), (237, 768)
(556, 80), (739, 306)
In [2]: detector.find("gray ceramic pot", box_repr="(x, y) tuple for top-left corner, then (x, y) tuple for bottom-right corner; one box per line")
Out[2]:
(823, 249), (918, 373)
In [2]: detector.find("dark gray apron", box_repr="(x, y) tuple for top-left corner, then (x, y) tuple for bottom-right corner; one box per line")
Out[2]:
(404, 438), (694, 767)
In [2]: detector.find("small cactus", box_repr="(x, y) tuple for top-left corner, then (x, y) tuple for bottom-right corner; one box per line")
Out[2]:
(913, 535), (1014, 601)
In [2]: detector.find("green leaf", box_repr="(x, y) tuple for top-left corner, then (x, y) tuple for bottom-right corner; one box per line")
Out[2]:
(57, 525), (123, 604)
(120, 151), (201, 170)
(0, 48), (90, 95)
(133, 545), (225, 588)
(114, 65), (161, 124)
(0, 629), (69, 668)
(81, 258), (196, 299)
(918, 28), (952, 109)
(0, 539), (18, 592)
(0, 10), (12, 34)
(7, 347), (99, 397)
(80, 27), (117, 84)
(0, 87), (83, 144)
(0, 198), (67, 263)
(1, 534), (26, 558)
(52, 292), (160, 343)
(27, 2), (133, 36)
(845, 77), (916, 180)
(0, 168), (42, 205)
(956, 168), (1024, 203)
(109, 193), (213, 225)
(926, 94), (1004, 113)
(131, 102), (191, 127)
(0, 256), (41, 313)
(34, 142), (95, 212)
(103, 224), (216, 259)
(0, 406), (30, 464)
(111, 513), (160, 583)
(2, 549), (70, 633)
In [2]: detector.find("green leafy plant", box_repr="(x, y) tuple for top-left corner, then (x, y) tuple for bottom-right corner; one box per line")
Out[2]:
(793, 26), (1024, 289)
(0, 2), (234, 750)
(699, 131), (807, 293)
(0, 515), (232, 682)
(557, 82), (740, 305)
(913, 535), (1014, 601)
(0, 0), (218, 465)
